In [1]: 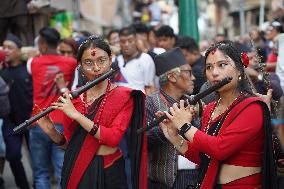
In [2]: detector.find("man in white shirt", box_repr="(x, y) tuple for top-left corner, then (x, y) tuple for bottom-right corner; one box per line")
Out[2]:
(114, 26), (156, 94)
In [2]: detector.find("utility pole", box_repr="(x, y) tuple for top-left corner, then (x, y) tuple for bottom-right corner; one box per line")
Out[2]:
(179, 0), (199, 42)
(73, 0), (80, 31)
(239, 0), (245, 36)
(259, 0), (265, 28)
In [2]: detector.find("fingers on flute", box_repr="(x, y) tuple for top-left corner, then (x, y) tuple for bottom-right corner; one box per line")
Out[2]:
(186, 99), (189, 106)
(51, 103), (61, 109)
(155, 111), (164, 118)
(62, 92), (70, 100)
(172, 103), (179, 111)
(164, 111), (173, 120)
(169, 107), (176, 116)
(58, 96), (67, 103)
(179, 100), (185, 109)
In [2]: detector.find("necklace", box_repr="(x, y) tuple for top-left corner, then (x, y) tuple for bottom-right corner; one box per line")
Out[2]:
(82, 79), (111, 115)
(205, 92), (244, 135)
(203, 93), (245, 159)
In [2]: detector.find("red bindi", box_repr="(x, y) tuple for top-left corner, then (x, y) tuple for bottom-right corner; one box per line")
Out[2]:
(91, 49), (96, 56)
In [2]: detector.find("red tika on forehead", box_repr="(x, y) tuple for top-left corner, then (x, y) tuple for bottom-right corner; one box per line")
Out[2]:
(91, 49), (96, 56)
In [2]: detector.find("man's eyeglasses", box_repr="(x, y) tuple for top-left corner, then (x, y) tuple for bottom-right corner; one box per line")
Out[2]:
(180, 69), (193, 77)
(82, 57), (109, 68)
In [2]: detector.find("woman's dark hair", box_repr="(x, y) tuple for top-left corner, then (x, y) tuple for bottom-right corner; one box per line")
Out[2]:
(204, 40), (254, 95)
(60, 38), (79, 56)
(77, 35), (111, 63)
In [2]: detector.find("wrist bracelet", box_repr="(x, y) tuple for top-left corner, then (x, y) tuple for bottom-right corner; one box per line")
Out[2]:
(55, 134), (66, 146)
(178, 123), (192, 140)
(89, 123), (99, 136)
(174, 137), (184, 150)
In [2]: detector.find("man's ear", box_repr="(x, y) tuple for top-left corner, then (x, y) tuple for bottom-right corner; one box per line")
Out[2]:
(167, 72), (177, 83)
(39, 41), (47, 53)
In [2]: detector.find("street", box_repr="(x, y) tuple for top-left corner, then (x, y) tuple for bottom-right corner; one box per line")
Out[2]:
(3, 143), (57, 189)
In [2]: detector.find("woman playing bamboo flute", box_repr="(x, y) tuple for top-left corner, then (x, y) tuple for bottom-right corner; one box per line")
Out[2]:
(36, 36), (147, 189)
(159, 41), (277, 189)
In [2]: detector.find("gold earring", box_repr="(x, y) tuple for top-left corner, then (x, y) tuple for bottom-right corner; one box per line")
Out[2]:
(238, 75), (242, 81)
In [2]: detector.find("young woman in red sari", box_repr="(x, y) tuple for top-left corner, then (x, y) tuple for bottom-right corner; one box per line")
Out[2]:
(36, 36), (147, 189)
(159, 41), (277, 189)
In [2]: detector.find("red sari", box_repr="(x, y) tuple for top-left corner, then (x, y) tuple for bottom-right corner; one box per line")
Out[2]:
(60, 86), (147, 189)
(184, 96), (277, 189)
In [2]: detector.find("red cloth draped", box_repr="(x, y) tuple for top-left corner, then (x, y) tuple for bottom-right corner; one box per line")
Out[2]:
(65, 87), (147, 189)
(185, 97), (265, 189)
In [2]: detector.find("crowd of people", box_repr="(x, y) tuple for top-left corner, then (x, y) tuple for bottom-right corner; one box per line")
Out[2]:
(0, 15), (283, 189)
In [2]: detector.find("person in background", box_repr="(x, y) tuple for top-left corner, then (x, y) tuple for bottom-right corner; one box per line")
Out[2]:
(155, 25), (176, 51)
(246, 49), (283, 101)
(132, 23), (165, 60)
(1, 33), (32, 189)
(148, 0), (161, 25)
(176, 37), (206, 95)
(214, 33), (226, 43)
(57, 38), (83, 90)
(114, 26), (156, 94)
(249, 27), (267, 63)
(132, 23), (165, 89)
(271, 105), (284, 188)
(265, 21), (283, 73)
(0, 76), (9, 118)
(0, 55), (8, 189)
(28, 27), (77, 189)
(148, 26), (160, 50)
(0, 51), (7, 71)
(58, 38), (78, 58)
(106, 29), (120, 56)
(147, 47), (199, 189)
(0, 76), (10, 189)
(0, 0), (33, 45)
(274, 32), (284, 188)
(274, 99), (284, 152)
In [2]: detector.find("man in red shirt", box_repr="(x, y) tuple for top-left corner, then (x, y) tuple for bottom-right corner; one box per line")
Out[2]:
(28, 27), (77, 189)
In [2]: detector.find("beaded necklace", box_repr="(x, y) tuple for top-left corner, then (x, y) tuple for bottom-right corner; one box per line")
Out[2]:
(204, 92), (245, 136)
(82, 79), (111, 123)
